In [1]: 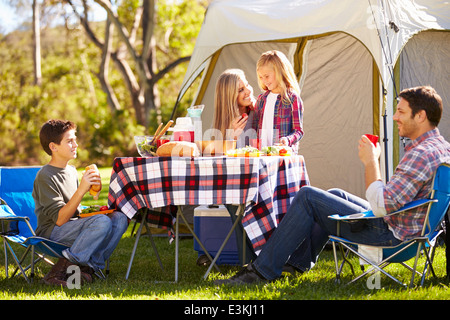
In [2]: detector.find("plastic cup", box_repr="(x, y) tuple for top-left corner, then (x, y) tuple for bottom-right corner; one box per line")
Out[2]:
(157, 135), (171, 148)
(365, 134), (379, 146)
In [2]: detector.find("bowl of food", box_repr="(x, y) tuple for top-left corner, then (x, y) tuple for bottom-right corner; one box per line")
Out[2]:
(135, 136), (157, 157)
(196, 140), (236, 156)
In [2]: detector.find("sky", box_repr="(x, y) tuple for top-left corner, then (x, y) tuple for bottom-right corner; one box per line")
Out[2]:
(0, 2), (20, 34)
(0, 1), (106, 35)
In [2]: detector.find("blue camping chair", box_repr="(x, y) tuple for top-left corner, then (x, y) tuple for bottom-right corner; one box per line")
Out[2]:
(0, 166), (71, 282)
(329, 163), (450, 288)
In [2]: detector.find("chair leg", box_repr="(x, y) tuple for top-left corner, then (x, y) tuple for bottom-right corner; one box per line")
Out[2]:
(30, 245), (35, 282)
(3, 239), (8, 279)
(331, 241), (341, 283)
(4, 241), (29, 282)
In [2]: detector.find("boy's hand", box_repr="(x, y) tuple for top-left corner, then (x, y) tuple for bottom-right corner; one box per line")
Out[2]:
(80, 168), (101, 194)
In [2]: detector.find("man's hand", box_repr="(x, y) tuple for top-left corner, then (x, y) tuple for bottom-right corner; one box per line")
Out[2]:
(358, 135), (382, 189)
(358, 135), (381, 165)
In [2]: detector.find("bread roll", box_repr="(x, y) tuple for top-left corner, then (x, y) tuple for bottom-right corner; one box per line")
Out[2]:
(85, 164), (102, 200)
(156, 141), (200, 157)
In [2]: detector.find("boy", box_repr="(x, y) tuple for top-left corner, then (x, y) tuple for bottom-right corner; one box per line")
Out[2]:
(33, 119), (128, 287)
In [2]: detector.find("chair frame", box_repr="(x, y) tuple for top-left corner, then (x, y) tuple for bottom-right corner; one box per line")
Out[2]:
(0, 204), (70, 282)
(329, 163), (450, 288)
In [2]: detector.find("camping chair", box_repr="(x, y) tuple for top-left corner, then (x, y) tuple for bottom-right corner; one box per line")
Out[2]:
(0, 166), (107, 282)
(328, 163), (450, 288)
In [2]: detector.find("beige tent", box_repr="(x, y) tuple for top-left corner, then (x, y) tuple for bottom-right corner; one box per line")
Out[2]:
(176, 0), (450, 197)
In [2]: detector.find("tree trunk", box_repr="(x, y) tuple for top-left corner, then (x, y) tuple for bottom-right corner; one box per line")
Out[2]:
(32, 0), (42, 86)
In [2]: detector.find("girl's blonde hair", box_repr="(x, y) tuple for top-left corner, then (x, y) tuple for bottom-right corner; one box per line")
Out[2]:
(213, 69), (246, 138)
(256, 50), (300, 102)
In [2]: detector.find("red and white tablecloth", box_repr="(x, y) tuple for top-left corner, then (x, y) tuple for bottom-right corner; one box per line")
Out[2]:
(107, 155), (309, 254)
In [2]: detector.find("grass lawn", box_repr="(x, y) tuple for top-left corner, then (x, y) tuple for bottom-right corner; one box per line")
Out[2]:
(1, 167), (449, 304)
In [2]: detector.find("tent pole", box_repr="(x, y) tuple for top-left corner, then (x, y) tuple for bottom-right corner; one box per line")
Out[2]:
(382, 97), (389, 182)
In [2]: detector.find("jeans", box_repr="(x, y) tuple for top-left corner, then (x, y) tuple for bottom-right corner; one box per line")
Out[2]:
(226, 203), (329, 270)
(50, 211), (128, 270)
(253, 186), (402, 280)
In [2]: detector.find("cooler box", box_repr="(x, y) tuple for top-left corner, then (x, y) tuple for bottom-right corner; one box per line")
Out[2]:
(193, 205), (240, 265)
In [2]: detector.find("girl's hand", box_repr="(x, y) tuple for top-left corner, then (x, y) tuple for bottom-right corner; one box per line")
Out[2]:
(279, 137), (289, 146)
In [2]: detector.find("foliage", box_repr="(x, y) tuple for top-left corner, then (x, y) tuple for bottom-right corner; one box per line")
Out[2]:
(0, 0), (206, 166)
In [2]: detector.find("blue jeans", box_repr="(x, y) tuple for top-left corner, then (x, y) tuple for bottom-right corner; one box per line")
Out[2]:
(50, 211), (128, 270)
(253, 186), (402, 280)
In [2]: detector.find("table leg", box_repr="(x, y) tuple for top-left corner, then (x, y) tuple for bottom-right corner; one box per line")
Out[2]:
(174, 207), (220, 282)
(203, 204), (245, 280)
(175, 208), (179, 282)
(125, 216), (145, 280)
(177, 207), (220, 272)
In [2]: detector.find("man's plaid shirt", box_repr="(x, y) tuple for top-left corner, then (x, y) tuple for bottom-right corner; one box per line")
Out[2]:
(383, 128), (450, 240)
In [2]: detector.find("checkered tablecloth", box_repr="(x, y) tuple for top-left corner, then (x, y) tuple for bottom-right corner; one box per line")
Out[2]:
(107, 155), (309, 254)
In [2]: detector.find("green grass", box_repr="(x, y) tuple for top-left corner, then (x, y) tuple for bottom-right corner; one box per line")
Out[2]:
(0, 167), (449, 301)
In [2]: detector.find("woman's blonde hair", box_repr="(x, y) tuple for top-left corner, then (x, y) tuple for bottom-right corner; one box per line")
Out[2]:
(256, 50), (300, 102)
(213, 69), (246, 138)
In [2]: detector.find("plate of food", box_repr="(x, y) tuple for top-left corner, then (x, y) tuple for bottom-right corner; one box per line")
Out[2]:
(79, 205), (114, 218)
(226, 146), (262, 157)
(261, 145), (292, 156)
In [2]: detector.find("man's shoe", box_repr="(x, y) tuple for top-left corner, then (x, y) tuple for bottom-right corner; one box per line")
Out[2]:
(282, 264), (304, 276)
(214, 263), (266, 285)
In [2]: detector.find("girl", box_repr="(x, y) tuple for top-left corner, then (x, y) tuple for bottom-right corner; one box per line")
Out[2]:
(212, 69), (256, 141)
(252, 50), (304, 153)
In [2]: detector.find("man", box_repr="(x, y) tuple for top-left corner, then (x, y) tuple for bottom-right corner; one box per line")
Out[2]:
(216, 85), (450, 284)
(33, 119), (128, 287)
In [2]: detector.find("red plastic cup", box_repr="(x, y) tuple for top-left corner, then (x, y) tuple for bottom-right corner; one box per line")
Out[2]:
(157, 135), (171, 148)
(365, 134), (379, 146)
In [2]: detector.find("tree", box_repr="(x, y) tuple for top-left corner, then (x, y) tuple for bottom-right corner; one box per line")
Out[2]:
(32, 0), (42, 85)
(67, 0), (206, 128)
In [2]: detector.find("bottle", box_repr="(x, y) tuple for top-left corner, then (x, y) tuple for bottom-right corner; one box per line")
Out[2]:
(172, 117), (195, 142)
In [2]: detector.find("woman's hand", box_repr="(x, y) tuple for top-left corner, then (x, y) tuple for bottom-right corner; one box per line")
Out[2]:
(230, 114), (248, 138)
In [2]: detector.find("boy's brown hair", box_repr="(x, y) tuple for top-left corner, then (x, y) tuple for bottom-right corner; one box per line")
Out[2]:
(39, 120), (77, 156)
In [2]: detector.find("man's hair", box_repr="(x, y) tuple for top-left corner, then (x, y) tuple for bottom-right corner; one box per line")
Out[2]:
(398, 86), (442, 127)
(39, 119), (77, 155)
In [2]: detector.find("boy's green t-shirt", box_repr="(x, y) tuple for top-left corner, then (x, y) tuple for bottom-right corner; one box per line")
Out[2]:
(32, 164), (81, 238)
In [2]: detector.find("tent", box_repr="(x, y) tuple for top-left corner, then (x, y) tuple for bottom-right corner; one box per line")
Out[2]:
(176, 0), (449, 197)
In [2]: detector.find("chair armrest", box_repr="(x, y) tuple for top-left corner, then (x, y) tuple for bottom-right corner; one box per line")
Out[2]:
(387, 198), (437, 215)
(329, 210), (375, 221)
(328, 198), (437, 222)
(0, 215), (29, 223)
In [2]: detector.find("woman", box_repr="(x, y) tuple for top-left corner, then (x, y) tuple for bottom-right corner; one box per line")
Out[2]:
(212, 69), (256, 142)
(211, 69), (257, 265)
